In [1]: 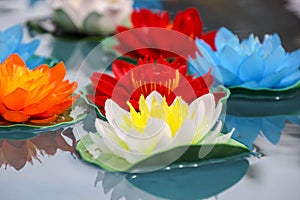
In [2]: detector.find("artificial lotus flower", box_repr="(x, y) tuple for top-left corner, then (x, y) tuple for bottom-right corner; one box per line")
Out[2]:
(87, 56), (214, 115)
(189, 27), (300, 90)
(51, 0), (133, 35)
(115, 7), (217, 59)
(0, 54), (78, 124)
(0, 128), (76, 170)
(0, 25), (44, 69)
(85, 90), (232, 165)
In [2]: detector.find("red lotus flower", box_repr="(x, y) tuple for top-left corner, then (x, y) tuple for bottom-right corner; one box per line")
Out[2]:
(116, 7), (217, 59)
(88, 56), (214, 115)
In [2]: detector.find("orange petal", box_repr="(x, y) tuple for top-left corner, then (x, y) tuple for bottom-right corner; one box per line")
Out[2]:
(2, 110), (29, 123)
(50, 62), (66, 83)
(7, 54), (26, 67)
(23, 94), (58, 116)
(29, 115), (58, 124)
(34, 64), (50, 73)
(3, 87), (28, 111)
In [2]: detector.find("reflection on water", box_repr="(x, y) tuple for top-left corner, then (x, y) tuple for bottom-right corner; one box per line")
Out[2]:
(225, 114), (300, 148)
(94, 158), (250, 200)
(0, 127), (76, 170)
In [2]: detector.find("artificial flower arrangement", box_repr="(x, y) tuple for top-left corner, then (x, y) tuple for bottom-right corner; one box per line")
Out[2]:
(0, 25), (48, 69)
(76, 52), (250, 172)
(188, 27), (300, 93)
(50, 0), (133, 35)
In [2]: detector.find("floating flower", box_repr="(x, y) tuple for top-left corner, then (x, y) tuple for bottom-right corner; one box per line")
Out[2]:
(51, 0), (133, 35)
(115, 7), (217, 59)
(0, 54), (78, 124)
(0, 25), (44, 69)
(86, 90), (231, 165)
(87, 56), (214, 116)
(189, 27), (300, 90)
(0, 128), (76, 170)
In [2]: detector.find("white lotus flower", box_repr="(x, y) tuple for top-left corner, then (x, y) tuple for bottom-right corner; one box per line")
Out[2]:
(51, 0), (133, 34)
(87, 91), (232, 164)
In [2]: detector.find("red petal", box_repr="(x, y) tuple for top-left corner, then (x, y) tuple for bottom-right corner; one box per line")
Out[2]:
(112, 59), (135, 79)
(172, 8), (203, 39)
(202, 31), (217, 51)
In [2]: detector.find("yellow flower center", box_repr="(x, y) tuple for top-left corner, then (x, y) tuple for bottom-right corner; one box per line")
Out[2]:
(122, 94), (188, 137)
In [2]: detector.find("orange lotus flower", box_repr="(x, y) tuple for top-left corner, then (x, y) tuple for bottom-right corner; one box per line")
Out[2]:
(0, 54), (78, 124)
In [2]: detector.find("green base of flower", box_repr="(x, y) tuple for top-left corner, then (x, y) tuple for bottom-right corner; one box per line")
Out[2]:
(227, 87), (300, 117)
(229, 79), (300, 97)
(0, 97), (88, 140)
(76, 133), (250, 173)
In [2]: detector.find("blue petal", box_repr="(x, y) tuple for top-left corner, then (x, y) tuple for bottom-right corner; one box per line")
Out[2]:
(195, 38), (219, 65)
(277, 70), (300, 88)
(16, 39), (40, 61)
(188, 53), (211, 76)
(261, 116), (285, 144)
(264, 46), (285, 76)
(283, 49), (300, 68)
(261, 33), (281, 55)
(226, 116), (261, 149)
(215, 27), (240, 51)
(239, 81), (261, 89)
(241, 34), (261, 55)
(218, 66), (240, 86)
(0, 25), (23, 53)
(259, 67), (290, 88)
(0, 41), (10, 62)
(238, 53), (265, 82)
(219, 45), (243, 74)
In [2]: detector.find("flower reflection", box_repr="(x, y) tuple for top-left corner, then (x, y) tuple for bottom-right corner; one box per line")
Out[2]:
(225, 114), (300, 148)
(0, 127), (76, 170)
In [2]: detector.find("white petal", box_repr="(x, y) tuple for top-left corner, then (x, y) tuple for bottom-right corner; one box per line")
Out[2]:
(216, 128), (234, 143)
(113, 118), (172, 153)
(168, 119), (197, 148)
(145, 91), (164, 108)
(105, 99), (131, 133)
(201, 120), (223, 144)
(198, 121), (223, 158)
(95, 118), (127, 159)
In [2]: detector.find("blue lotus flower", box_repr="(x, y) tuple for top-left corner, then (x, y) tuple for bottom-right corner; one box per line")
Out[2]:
(0, 24), (44, 69)
(189, 27), (300, 90)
